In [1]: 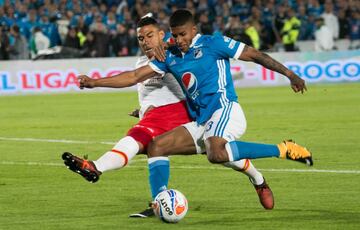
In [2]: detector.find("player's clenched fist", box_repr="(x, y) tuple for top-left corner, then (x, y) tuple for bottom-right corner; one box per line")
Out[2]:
(77, 75), (95, 89)
(290, 77), (307, 94)
(288, 73), (307, 94)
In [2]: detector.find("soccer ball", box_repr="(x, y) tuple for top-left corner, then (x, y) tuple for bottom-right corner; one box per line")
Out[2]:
(153, 189), (188, 223)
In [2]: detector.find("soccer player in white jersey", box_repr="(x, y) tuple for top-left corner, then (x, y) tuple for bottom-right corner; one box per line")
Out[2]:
(63, 15), (275, 217)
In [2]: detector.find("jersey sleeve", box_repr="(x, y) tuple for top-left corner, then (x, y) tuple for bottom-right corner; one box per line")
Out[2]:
(211, 35), (245, 60)
(149, 58), (169, 77)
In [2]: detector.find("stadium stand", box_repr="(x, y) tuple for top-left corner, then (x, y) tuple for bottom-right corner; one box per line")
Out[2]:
(0, 0), (359, 60)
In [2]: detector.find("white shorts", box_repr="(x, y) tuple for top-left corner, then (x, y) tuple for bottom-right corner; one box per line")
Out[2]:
(183, 102), (247, 154)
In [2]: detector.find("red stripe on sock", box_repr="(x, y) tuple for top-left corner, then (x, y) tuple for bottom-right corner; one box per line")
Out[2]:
(243, 159), (250, 171)
(111, 149), (128, 166)
(235, 159), (250, 172)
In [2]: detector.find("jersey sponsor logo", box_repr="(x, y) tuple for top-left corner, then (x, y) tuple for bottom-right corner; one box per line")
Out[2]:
(224, 36), (236, 49)
(194, 48), (203, 59)
(223, 36), (231, 42)
(181, 72), (198, 98)
(228, 40), (236, 49)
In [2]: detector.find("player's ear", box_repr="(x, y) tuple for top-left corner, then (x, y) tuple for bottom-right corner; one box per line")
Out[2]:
(159, 30), (165, 40)
(191, 25), (197, 36)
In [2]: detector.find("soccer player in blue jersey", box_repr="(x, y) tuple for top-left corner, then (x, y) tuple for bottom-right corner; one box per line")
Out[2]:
(77, 9), (313, 210)
(65, 15), (274, 217)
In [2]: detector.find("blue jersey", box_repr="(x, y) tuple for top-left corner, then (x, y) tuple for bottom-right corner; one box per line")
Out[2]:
(149, 34), (245, 124)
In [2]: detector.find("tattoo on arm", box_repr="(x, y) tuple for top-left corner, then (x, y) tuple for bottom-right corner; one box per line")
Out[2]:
(252, 50), (289, 76)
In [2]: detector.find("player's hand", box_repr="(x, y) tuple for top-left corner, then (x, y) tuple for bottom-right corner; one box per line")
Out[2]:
(289, 74), (307, 94)
(128, 108), (140, 118)
(78, 75), (95, 89)
(152, 41), (167, 62)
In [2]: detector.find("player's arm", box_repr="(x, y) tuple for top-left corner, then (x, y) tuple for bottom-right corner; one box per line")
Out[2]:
(238, 45), (307, 93)
(78, 65), (156, 89)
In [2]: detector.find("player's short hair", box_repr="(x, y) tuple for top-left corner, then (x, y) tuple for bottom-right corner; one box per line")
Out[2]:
(169, 9), (195, 27)
(137, 15), (159, 29)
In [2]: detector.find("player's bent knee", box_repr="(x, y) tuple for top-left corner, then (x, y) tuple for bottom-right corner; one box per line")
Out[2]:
(205, 137), (230, 163)
(127, 127), (152, 150)
(207, 154), (225, 164)
(206, 150), (229, 164)
(206, 143), (229, 164)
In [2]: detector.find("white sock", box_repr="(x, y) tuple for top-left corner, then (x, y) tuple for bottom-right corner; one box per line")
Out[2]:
(223, 159), (264, 185)
(93, 136), (139, 172)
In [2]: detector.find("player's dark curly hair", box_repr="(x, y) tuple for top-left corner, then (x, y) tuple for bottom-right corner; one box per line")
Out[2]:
(169, 9), (195, 27)
(137, 16), (159, 28)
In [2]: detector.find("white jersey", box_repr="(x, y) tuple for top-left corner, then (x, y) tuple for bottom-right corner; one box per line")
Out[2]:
(135, 56), (185, 118)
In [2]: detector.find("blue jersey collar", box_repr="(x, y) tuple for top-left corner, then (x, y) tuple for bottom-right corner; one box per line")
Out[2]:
(189, 34), (202, 48)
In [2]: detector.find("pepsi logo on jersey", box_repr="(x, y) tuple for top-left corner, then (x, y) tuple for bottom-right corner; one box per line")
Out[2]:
(181, 72), (198, 96)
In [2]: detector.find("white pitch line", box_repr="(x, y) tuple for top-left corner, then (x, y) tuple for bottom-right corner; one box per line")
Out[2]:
(1, 137), (360, 174)
(1, 161), (359, 174)
(0, 137), (116, 145)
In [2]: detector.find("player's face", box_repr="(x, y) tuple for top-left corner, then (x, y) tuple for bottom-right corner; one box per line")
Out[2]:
(171, 22), (197, 53)
(137, 24), (165, 58)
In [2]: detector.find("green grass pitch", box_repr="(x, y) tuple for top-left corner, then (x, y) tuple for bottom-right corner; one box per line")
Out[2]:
(0, 83), (359, 230)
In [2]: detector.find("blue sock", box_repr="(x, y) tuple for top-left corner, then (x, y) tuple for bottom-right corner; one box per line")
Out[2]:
(226, 140), (280, 161)
(148, 157), (170, 200)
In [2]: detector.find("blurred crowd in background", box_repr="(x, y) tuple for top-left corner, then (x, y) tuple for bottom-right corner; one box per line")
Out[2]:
(0, 0), (359, 60)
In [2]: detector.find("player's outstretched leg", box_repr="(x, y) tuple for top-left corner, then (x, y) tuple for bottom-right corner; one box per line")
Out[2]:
(226, 139), (313, 166)
(62, 152), (102, 183)
(252, 177), (274, 210)
(277, 140), (313, 166)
